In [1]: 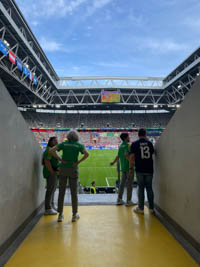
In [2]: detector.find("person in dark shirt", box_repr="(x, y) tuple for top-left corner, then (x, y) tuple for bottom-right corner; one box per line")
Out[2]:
(129, 128), (155, 214)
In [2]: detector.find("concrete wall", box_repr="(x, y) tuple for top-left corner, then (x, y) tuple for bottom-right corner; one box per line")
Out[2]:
(0, 79), (45, 248)
(154, 77), (200, 245)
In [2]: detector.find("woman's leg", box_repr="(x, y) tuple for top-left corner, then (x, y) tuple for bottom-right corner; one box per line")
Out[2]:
(45, 173), (57, 211)
(69, 177), (78, 215)
(57, 175), (67, 214)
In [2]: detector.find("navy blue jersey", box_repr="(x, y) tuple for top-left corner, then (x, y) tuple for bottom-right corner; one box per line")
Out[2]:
(130, 138), (154, 173)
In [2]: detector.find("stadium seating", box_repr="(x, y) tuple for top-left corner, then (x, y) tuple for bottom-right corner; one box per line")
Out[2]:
(31, 130), (159, 147)
(22, 111), (173, 129)
(22, 111), (171, 147)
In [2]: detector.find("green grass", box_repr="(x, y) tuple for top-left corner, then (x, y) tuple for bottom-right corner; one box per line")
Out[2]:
(79, 149), (118, 187)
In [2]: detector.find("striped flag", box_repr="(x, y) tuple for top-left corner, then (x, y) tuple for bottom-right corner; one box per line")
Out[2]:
(29, 71), (33, 81)
(0, 40), (7, 56)
(9, 50), (16, 64)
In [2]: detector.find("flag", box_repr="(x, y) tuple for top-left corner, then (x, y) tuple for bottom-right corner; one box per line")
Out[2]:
(9, 50), (16, 64)
(29, 71), (33, 81)
(23, 65), (28, 76)
(33, 76), (37, 85)
(16, 58), (22, 71)
(0, 40), (7, 56)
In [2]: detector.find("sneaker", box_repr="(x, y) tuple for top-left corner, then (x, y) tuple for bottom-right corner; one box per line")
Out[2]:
(149, 209), (155, 215)
(51, 204), (58, 211)
(44, 209), (57, 215)
(72, 213), (80, 222)
(125, 201), (137, 207)
(133, 206), (144, 214)
(57, 213), (64, 222)
(116, 199), (125, 205)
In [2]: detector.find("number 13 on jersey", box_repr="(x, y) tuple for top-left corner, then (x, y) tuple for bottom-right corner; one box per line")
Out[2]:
(140, 145), (150, 159)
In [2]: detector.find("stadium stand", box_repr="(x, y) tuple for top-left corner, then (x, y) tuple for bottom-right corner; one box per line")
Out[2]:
(31, 130), (160, 149)
(21, 111), (174, 129)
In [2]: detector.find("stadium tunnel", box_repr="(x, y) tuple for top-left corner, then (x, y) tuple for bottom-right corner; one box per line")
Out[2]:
(0, 77), (200, 266)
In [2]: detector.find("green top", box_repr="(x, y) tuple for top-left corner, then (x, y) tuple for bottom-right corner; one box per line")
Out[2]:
(43, 147), (59, 178)
(118, 141), (130, 172)
(57, 140), (85, 168)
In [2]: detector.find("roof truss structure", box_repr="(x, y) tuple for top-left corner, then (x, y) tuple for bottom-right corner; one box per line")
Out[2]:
(0, 0), (200, 110)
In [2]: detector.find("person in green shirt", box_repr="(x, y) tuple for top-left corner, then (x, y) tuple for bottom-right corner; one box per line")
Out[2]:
(50, 131), (89, 223)
(110, 133), (134, 206)
(43, 136), (60, 215)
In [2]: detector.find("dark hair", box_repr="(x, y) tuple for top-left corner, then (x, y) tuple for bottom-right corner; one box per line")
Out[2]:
(138, 128), (147, 137)
(47, 136), (57, 148)
(42, 136), (57, 165)
(120, 133), (129, 141)
(91, 181), (96, 186)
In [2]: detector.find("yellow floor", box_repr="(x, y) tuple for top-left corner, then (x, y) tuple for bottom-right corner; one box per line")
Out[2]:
(6, 206), (198, 267)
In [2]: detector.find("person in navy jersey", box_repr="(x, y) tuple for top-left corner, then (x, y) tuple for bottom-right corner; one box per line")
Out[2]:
(129, 128), (155, 214)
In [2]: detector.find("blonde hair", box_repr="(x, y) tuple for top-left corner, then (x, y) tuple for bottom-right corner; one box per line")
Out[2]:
(67, 131), (79, 141)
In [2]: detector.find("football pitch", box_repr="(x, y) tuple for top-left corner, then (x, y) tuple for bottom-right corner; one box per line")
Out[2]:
(79, 149), (118, 187)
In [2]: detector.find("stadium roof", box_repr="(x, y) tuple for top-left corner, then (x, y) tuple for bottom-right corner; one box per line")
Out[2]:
(0, 0), (200, 111)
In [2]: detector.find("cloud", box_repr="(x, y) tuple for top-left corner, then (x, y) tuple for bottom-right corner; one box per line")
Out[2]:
(156, 0), (179, 6)
(16, 0), (88, 19)
(72, 66), (81, 71)
(128, 13), (146, 27)
(136, 38), (190, 53)
(184, 17), (200, 31)
(31, 21), (39, 26)
(86, 0), (113, 16)
(57, 65), (95, 76)
(94, 62), (129, 68)
(39, 37), (70, 52)
(16, 0), (112, 20)
(44, 0), (88, 17)
(87, 26), (93, 30)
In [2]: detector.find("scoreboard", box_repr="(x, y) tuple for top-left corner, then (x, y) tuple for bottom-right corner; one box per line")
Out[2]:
(101, 91), (120, 103)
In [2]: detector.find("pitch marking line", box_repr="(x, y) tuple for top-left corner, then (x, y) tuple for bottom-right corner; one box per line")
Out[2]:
(105, 177), (109, 187)
(106, 177), (116, 187)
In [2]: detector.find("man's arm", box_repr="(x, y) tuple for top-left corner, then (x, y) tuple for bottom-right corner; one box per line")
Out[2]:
(44, 159), (54, 175)
(125, 152), (129, 161)
(73, 149), (89, 167)
(151, 142), (155, 155)
(110, 155), (119, 166)
(49, 146), (63, 162)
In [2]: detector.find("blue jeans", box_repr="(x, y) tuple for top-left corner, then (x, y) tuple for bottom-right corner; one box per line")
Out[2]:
(136, 172), (154, 210)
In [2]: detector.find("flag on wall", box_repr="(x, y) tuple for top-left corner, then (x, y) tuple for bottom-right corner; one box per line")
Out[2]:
(16, 58), (22, 71)
(0, 40), (7, 56)
(33, 76), (37, 85)
(8, 50), (16, 64)
(29, 71), (33, 81)
(0, 41), (8, 56)
(23, 65), (28, 76)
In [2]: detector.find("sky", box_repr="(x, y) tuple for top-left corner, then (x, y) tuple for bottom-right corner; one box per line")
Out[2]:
(15, 0), (200, 78)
